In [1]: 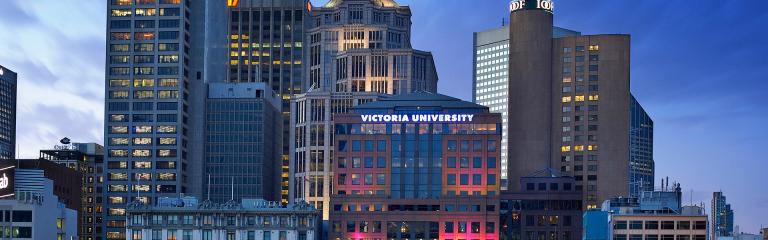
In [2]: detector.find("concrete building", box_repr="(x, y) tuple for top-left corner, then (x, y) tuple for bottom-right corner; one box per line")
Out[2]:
(503, 0), (654, 207)
(761, 228), (767, 240)
(711, 192), (735, 239)
(500, 173), (583, 240)
(226, 0), (309, 204)
(717, 232), (763, 240)
(39, 142), (105, 240)
(0, 159), (80, 239)
(472, 25), (579, 187)
(329, 92), (502, 240)
(582, 185), (708, 240)
(290, 0), (439, 221)
(0, 65), (16, 160)
(125, 197), (318, 240)
(205, 82), (282, 203)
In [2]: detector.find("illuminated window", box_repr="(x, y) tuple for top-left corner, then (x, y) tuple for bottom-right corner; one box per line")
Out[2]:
(110, 55), (130, 64)
(159, 78), (178, 87)
(159, 55), (179, 63)
(134, 67), (154, 75)
(588, 145), (598, 151)
(133, 138), (152, 145)
(110, 44), (129, 52)
(589, 95), (599, 101)
(562, 77), (572, 83)
(134, 79), (155, 87)
(158, 173), (176, 181)
(109, 196), (125, 204)
(132, 150), (152, 157)
(561, 146), (571, 152)
(134, 43), (154, 52)
(134, 161), (152, 169)
(133, 185), (150, 192)
(158, 125), (177, 133)
(109, 79), (130, 87)
(589, 45), (600, 51)
(109, 138), (129, 146)
(135, 8), (156, 16)
(109, 126), (128, 134)
(110, 10), (132, 17)
(110, 114), (128, 122)
(158, 137), (176, 145)
(134, 32), (155, 40)
(108, 185), (128, 193)
(158, 43), (179, 51)
(158, 90), (179, 99)
(561, 96), (572, 103)
(133, 126), (152, 134)
(134, 90), (154, 99)
(135, 173), (152, 180)
(574, 145), (585, 151)
(160, 0), (180, 4)
(109, 173), (128, 181)
(158, 149), (177, 157)
(110, 91), (129, 99)
(575, 95), (585, 102)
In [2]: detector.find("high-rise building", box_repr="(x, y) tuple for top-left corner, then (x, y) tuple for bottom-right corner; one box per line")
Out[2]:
(204, 82), (282, 202)
(104, 0), (194, 238)
(712, 191), (735, 238)
(39, 142), (105, 240)
(499, 173), (583, 240)
(630, 95), (654, 196)
(501, 0), (654, 207)
(226, 0), (309, 204)
(0, 65), (16, 160)
(289, 0), (439, 221)
(472, 25), (579, 187)
(329, 92), (501, 240)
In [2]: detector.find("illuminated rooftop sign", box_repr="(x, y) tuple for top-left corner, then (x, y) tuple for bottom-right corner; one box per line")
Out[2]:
(227, 0), (239, 8)
(510, 0), (554, 13)
(361, 114), (475, 123)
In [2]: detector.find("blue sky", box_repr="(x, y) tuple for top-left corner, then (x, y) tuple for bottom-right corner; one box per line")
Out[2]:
(0, 0), (766, 232)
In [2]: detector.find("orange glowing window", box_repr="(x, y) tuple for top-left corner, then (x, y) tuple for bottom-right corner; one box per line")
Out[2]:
(227, 0), (239, 7)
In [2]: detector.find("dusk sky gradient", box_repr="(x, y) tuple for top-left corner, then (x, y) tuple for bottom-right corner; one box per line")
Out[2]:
(0, 0), (766, 232)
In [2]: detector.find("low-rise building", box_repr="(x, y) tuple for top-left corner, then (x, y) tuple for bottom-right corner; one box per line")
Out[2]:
(125, 197), (319, 240)
(583, 184), (708, 240)
(0, 160), (79, 239)
(500, 172), (583, 240)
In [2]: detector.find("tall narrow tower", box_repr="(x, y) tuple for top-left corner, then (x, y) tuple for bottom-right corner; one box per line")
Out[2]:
(507, 0), (555, 190)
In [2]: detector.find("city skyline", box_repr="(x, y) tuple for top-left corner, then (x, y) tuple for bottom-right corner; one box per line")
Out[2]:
(0, 0), (766, 234)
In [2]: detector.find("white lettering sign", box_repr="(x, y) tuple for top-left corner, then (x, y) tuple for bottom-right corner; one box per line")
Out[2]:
(509, 0), (554, 13)
(361, 114), (475, 123)
(0, 173), (8, 189)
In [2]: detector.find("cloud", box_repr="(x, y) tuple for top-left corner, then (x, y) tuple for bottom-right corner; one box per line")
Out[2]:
(0, 0), (106, 157)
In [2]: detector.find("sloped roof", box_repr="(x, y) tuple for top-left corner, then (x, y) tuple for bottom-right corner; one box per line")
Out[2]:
(323, 0), (399, 8)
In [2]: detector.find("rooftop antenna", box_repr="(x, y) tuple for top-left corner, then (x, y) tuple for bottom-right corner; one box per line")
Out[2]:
(206, 174), (211, 201)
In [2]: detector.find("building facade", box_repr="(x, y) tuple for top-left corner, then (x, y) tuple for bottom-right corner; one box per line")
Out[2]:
(629, 95), (654, 197)
(583, 185), (708, 240)
(329, 92), (501, 240)
(0, 65), (16, 160)
(290, 0), (440, 221)
(500, 174), (583, 240)
(104, 0), (193, 238)
(227, 0), (309, 204)
(504, 0), (654, 208)
(39, 142), (105, 240)
(125, 197), (318, 240)
(472, 25), (580, 187)
(205, 82), (282, 202)
(711, 192), (734, 239)
(289, 91), (384, 221)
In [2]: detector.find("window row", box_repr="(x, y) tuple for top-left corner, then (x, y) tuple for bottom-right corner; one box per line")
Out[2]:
(562, 74), (599, 83)
(107, 161), (176, 170)
(109, 67), (181, 76)
(108, 149), (178, 158)
(108, 137), (177, 146)
(110, 55), (180, 64)
(108, 125), (177, 133)
(109, 90), (179, 100)
(108, 114), (179, 123)
(336, 123), (499, 135)
(613, 220), (707, 230)
(446, 173), (497, 186)
(108, 172), (176, 181)
(109, 78), (179, 87)
(110, 43), (180, 52)
(111, 0), (181, 6)
(110, 8), (180, 17)
(107, 184), (177, 193)
(613, 234), (706, 240)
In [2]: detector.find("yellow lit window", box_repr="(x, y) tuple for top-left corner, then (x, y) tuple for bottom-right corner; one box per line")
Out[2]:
(589, 45), (599, 51)
(295, 42), (302, 47)
(262, 52), (270, 57)
(111, 10), (132, 17)
(230, 60), (239, 65)
(133, 185), (151, 192)
(230, 43), (239, 48)
(252, 51), (261, 56)
(132, 138), (152, 145)
(109, 79), (130, 87)
(110, 138), (129, 145)
(158, 125), (177, 133)
(134, 90), (154, 99)
(575, 95), (585, 102)
(562, 96), (572, 103)
(589, 95), (599, 101)
(273, 60), (281, 65)
(588, 145), (598, 151)
(560, 146), (571, 152)
(135, 8), (156, 16)
(252, 43), (261, 48)
(294, 60), (302, 65)
(132, 150), (152, 157)
(133, 79), (154, 87)
(241, 43), (249, 48)
(113, 0), (132, 5)
(587, 204), (598, 209)
(134, 173), (151, 180)
(230, 34), (239, 40)
(159, 90), (178, 99)
(159, 78), (178, 87)
(562, 77), (572, 83)
(574, 145), (585, 151)
(159, 138), (177, 145)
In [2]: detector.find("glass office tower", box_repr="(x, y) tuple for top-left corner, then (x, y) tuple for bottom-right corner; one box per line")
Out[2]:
(0, 65), (16, 160)
(104, 0), (190, 239)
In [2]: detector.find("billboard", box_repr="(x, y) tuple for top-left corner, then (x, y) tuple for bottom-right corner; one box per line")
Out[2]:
(0, 165), (14, 198)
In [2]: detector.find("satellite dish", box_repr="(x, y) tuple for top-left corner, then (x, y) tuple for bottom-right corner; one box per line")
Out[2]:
(60, 137), (71, 145)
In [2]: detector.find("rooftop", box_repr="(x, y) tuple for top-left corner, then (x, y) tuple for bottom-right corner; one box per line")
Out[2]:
(323, 0), (399, 8)
(353, 91), (489, 112)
